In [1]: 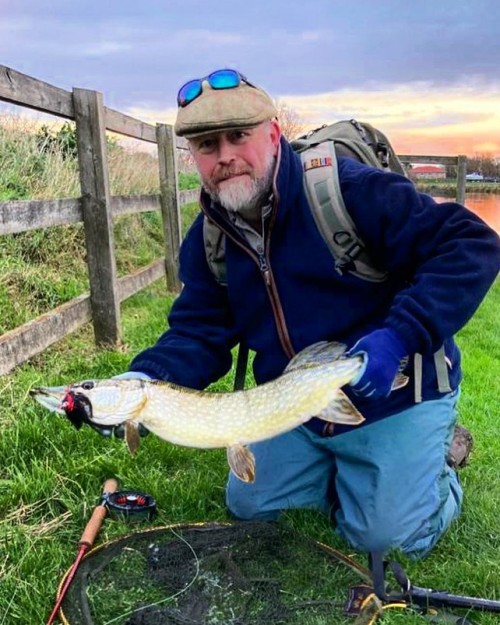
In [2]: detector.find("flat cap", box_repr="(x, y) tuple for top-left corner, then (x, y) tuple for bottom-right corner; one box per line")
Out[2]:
(174, 81), (277, 138)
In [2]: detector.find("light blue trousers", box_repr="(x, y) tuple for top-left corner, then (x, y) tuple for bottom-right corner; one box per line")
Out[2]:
(226, 391), (463, 559)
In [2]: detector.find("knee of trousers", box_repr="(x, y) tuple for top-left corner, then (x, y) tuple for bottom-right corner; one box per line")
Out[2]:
(225, 479), (280, 521)
(335, 515), (407, 555)
(336, 491), (462, 558)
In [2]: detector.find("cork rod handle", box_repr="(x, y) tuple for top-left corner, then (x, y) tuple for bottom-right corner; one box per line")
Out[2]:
(79, 478), (119, 548)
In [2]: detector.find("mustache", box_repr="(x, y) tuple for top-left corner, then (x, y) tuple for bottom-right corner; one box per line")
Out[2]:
(213, 166), (252, 184)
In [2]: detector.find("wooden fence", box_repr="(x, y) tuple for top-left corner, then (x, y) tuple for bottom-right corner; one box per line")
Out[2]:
(0, 65), (469, 376)
(399, 154), (467, 204)
(0, 65), (197, 376)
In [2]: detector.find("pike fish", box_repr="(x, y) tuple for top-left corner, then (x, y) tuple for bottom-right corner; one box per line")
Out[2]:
(30, 342), (406, 483)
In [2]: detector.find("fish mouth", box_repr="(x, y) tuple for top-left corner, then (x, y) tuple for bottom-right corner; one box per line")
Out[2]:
(30, 386), (66, 414)
(30, 386), (94, 430)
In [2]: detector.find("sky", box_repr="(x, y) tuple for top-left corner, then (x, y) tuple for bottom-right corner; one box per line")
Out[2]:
(1, 0), (500, 157)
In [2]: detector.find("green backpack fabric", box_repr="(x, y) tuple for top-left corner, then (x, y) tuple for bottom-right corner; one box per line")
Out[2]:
(203, 118), (408, 285)
(290, 119), (407, 282)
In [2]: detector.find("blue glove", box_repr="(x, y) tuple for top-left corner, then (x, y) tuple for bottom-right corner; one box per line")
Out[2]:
(348, 328), (407, 399)
(97, 371), (152, 438)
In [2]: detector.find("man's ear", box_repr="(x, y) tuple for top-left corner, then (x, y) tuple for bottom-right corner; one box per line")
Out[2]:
(269, 120), (281, 152)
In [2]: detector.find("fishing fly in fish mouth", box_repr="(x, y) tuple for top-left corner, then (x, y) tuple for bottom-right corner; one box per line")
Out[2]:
(30, 341), (408, 483)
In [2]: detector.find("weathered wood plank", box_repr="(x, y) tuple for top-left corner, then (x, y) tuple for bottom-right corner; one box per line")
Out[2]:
(73, 88), (121, 345)
(0, 295), (92, 376)
(0, 64), (74, 118)
(104, 108), (157, 143)
(110, 194), (160, 216)
(118, 258), (166, 301)
(0, 198), (81, 235)
(0, 192), (196, 237)
(398, 154), (459, 166)
(0, 258), (165, 375)
(179, 188), (200, 205)
(456, 155), (467, 204)
(156, 124), (182, 292)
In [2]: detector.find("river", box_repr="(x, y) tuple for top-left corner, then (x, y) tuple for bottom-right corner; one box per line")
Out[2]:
(433, 193), (500, 234)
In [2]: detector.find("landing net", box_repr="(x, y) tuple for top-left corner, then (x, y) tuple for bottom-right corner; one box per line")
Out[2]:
(59, 521), (374, 625)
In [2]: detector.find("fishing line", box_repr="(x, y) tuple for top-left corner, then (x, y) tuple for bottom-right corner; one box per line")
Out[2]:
(102, 527), (201, 625)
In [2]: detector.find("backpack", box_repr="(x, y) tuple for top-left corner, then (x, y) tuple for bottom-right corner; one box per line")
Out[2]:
(204, 118), (408, 285)
(290, 119), (407, 282)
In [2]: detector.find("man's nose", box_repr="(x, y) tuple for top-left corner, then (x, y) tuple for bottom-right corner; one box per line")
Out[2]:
(217, 137), (237, 164)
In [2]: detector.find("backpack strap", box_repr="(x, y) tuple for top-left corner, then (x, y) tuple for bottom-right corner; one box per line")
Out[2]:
(203, 216), (228, 286)
(434, 345), (452, 393)
(233, 343), (249, 391)
(299, 141), (388, 282)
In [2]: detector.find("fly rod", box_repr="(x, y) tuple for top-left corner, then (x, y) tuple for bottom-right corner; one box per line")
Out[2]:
(46, 478), (119, 625)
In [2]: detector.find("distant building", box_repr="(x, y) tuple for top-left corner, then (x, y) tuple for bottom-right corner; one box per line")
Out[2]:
(409, 164), (446, 180)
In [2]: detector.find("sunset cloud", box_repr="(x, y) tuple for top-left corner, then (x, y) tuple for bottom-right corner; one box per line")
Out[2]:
(2, 0), (499, 157)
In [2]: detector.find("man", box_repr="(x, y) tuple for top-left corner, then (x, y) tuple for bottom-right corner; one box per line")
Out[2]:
(120, 69), (500, 559)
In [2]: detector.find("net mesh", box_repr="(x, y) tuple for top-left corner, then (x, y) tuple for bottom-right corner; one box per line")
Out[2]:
(60, 521), (373, 625)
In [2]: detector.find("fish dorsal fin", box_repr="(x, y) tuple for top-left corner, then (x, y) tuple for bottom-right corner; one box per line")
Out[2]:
(227, 444), (256, 483)
(124, 421), (141, 455)
(284, 341), (348, 373)
(317, 390), (365, 425)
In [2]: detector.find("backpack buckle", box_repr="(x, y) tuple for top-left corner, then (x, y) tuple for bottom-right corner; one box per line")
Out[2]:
(376, 142), (390, 167)
(333, 232), (364, 275)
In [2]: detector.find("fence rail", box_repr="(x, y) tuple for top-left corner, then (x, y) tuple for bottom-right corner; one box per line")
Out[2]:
(0, 64), (197, 376)
(399, 154), (467, 204)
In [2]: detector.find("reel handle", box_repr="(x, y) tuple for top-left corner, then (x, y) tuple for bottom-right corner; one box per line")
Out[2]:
(79, 478), (119, 548)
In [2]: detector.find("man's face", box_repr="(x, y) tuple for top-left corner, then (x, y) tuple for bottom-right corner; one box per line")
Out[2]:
(188, 121), (281, 216)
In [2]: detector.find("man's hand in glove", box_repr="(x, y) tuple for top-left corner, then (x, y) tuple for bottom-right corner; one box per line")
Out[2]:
(348, 328), (408, 399)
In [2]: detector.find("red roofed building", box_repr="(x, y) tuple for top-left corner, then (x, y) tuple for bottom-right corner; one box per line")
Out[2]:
(409, 164), (446, 179)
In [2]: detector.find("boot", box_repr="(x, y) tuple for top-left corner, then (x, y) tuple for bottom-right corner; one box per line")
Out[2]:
(447, 424), (473, 469)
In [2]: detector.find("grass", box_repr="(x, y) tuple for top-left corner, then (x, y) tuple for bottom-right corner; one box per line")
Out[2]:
(0, 278), (498, 624)
(415, 178), (500, 196)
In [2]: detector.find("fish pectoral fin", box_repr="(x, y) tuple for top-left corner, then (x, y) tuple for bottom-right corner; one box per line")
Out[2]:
(227, 444), (256, 484)
(124, 421), (141, 455)
(317, 390), (365, 425)
(392, 372), (409, 391)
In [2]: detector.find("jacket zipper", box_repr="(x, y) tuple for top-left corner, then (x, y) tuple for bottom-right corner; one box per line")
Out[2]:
(201, 196), (296, 360)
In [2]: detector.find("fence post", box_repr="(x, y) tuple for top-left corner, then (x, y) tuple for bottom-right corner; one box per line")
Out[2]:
(456, 155), (467, 205)
(156, 124), (182, 292)
(73, 88), (121, 345)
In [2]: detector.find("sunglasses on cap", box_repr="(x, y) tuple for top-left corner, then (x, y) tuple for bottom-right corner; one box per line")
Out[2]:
(177, 69), (256, 108)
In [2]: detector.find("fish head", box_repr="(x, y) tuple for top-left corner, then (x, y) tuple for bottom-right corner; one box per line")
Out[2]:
(30, 379), (148, 431)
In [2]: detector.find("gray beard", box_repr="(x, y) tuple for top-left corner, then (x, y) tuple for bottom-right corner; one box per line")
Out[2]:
(205, 155), (276, 222)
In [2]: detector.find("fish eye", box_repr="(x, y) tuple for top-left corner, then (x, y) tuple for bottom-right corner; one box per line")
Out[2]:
(80, 381), (95, 391)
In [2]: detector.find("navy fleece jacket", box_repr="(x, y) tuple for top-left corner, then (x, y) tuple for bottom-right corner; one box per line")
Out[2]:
(130, 138), (500, 429)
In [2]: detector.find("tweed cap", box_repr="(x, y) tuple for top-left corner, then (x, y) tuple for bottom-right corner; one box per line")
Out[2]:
(174, 80), (277, 138)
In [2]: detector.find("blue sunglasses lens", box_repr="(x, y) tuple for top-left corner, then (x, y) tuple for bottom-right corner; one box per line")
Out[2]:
(208, 69), (241, 90)
(178, 69), (248, 106)
(178, 79), (202, 107)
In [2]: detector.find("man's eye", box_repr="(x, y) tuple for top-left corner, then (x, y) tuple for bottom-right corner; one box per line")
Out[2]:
(195, 139), (217, 154)
(229, 130), (249, 142)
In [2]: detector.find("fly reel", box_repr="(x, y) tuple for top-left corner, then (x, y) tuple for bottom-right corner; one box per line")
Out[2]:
(104, 490), (157, 522)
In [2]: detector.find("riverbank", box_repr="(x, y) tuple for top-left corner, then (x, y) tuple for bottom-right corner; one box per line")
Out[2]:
(415, 179), (500, 196)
